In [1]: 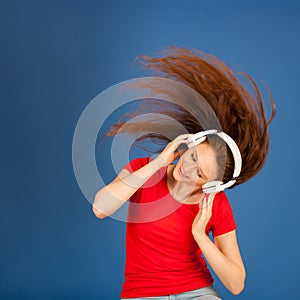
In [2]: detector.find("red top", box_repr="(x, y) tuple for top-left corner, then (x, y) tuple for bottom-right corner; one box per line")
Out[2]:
(120, 157), (236, 298)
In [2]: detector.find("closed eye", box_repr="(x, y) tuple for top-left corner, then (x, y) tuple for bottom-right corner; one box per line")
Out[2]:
(191, 153), (196, 162)
(192, 151), (201, 177)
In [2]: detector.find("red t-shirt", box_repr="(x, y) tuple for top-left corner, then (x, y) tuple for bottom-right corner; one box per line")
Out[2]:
(120, 157), (236, 298)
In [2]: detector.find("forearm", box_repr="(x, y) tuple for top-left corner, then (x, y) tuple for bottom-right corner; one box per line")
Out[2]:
(194, 234), (245, 295)
(93, 158), (164, 217)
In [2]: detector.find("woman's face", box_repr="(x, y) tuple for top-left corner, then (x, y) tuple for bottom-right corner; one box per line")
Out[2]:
(173, 142), (217, 188)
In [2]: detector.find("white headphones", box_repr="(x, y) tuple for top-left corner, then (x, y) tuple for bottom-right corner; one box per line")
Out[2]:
(186, 129), (242, 194)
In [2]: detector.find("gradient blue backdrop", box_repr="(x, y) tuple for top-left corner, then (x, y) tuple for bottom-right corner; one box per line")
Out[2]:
(1, 1), (299, 299)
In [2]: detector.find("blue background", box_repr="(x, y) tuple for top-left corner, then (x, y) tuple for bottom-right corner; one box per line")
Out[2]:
(1, 0), (299, 299)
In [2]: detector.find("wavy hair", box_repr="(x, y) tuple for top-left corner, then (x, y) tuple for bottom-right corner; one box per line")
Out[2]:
(105, 47), (276, 187)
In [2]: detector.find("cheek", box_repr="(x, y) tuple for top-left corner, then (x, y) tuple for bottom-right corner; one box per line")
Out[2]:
(175, 156), (183, 170)
(173, 163), (180, 180)
(196, 178), (207, 186)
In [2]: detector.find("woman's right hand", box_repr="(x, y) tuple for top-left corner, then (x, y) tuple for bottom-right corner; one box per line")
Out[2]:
(155, 134), (193, 167)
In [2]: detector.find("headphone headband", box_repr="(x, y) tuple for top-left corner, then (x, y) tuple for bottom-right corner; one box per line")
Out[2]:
(186, 129), (242, 193)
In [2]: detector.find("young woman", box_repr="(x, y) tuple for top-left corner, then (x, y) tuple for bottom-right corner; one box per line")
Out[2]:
(92, 47), (276, 299)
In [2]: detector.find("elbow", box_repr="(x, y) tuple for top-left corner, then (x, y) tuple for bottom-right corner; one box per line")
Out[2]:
(92, 192), (108, 219)
(228, 264), (246, 295)
(228, 276), (245, 295)
(92, 204), (107, 219)
(230, 283), (245, 295)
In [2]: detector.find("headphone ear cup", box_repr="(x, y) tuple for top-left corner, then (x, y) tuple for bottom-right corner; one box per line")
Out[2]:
(202, 181), (223, 193)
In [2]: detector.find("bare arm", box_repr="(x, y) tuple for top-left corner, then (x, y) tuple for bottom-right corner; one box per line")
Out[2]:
(92, 133), (193, 219)
(92, 157), (164, 218)
(192, 196), (246, 295)
(194, 230), (246, 295)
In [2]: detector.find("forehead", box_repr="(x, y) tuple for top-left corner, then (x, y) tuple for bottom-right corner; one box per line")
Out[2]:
(193, 142), (213, 159)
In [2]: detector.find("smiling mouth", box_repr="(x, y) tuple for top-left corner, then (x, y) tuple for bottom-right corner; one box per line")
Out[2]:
(179, 166), (188, 178)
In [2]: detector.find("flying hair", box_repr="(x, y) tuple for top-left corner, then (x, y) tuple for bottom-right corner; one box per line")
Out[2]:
(105, 46), (276, 187)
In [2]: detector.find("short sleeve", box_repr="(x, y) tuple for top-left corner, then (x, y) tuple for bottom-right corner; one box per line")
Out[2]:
(123, 157), (151, 173)
(211, 192), (237, 237)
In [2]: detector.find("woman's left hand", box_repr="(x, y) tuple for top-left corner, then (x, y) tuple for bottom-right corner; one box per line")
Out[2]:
(192, 193), (216, 240)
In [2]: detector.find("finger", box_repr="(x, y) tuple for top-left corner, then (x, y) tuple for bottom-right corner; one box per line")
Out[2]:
(195, 208), (202, 222)
(208, 192), (216, 203)
(207, 193), (216, 211)
(199, 195), (208, 209)
(203, 196), (213, 218)
(173, 151), (180, 160)
(173, 134), (193, 145)
(204, 197), (210, 215)
(173, 133), (192, 141)
(199, 198), (208, 219)
(170, 140), (186, 149)
(201, 193), (215, 207)
(192, 209), (202, 226)
(172, 140), (188, 149)
(206, 195), (214, 217)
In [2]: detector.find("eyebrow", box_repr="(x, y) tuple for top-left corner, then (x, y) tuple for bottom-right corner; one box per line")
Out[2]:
(194, 148), (208, 180)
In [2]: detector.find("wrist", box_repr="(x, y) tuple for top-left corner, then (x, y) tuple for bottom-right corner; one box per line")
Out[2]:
(152, 156), (166, 170)
(193, 232), (210, 243)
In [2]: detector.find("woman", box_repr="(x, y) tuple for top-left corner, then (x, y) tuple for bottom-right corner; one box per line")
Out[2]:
(92, 47), (276, 299)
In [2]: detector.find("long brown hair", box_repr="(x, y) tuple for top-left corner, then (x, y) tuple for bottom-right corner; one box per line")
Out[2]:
(105, 47), (276, 187)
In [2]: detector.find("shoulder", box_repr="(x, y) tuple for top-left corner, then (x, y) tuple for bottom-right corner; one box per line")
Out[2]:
(212, 192), (235, 219)
(210, 191), (237, 237)
(213, 191), (231, 209)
